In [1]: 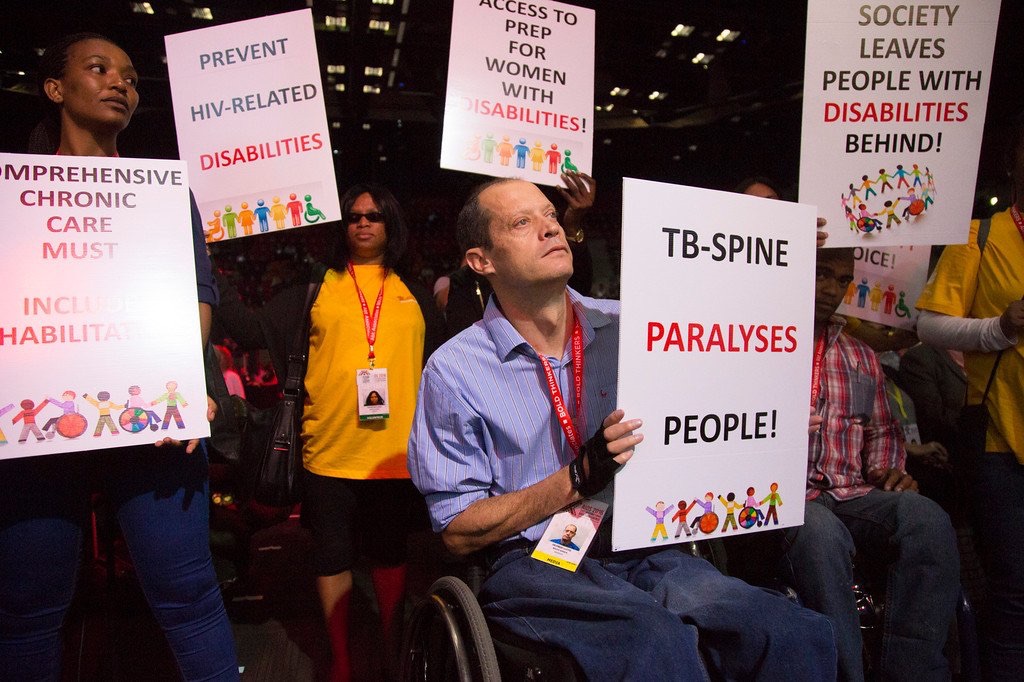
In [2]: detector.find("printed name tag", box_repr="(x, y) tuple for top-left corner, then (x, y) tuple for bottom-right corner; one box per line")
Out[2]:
(356, 368), (389, 421)
(531, 499), (609, 572)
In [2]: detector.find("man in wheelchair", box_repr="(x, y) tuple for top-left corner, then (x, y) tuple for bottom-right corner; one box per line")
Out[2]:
(408, 178), (837, 680)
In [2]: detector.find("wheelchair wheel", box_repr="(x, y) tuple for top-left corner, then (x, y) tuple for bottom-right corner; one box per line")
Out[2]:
(401, 576), (500, 682)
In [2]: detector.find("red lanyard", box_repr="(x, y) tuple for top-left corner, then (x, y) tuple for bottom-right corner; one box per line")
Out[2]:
(1010, 205), (1024, 243)
(810, 334), (827, 406)
(536, 311), (585, 455)
(346, 262), (388, 367)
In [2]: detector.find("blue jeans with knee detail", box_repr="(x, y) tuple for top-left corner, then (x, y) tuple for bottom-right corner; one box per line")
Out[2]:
(780, 490), (958, 682)
(0, 445), (238, 681)
(481, 547), (836, 681)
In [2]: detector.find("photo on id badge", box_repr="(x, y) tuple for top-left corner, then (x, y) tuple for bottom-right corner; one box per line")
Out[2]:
(356, 368), (389, 421)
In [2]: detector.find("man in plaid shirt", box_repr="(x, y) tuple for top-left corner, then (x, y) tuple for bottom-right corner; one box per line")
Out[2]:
(781, 247), (959, 682)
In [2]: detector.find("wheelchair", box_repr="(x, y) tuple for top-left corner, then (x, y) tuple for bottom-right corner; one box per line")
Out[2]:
(400, 540), (728, 681)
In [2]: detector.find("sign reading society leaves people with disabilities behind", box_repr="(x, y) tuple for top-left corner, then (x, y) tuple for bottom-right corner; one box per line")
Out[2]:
(798, 0), (1001, 248)
(440, 0), (595, 187)
(165, 8), (340, 244)
(0, 154), (210, 459)
(612, 179), (817, 552)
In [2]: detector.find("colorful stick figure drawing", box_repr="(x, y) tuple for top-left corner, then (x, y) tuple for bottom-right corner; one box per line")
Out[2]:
(254, 199), (271, 233)
(869, 282), (883, 312)
(151, 381), (188, 430)
(856, 278), (871, 308)
(742, 487), (765, 528)
(496, 136), (514, 166)
(286, 193), (303, 227)
(690, 492), (717, 535)
(513, 138), (529, 169)
(84, 391), (124, 437)
(545, 144), (561, 174)
(895, 292), (912, 318)
(222, 205), (238, 239)
(882, 285), (898, 315)
(238, 201), (255, 236)
(12, 398), (50, 443)
(0, 403), (15, 444)
(124, 384), (161, 432)
(876, 168), (893, 194)
(304, 194), (327, 224)
(271, 196), (287, 229)
(206, 210), (224, 241)
(464, 135), (481, 161)
(672, 498), (698, 538)
(41, 390), (83, 440)
(529, 141), (545, 171)
(718, 492), (742, 532)
(646, 500), (674, 541)
(561, 149), (578, 173)
(760, 482), (783, 526)
(481, 133), (497, 163)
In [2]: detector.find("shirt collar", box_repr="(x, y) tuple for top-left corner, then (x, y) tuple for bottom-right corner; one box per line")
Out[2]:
(483, 287), (612, 363)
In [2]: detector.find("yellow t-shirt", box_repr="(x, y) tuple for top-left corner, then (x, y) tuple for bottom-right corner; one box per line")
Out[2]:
(302, 266), (426, 478)
(916, 209), (1024, 461)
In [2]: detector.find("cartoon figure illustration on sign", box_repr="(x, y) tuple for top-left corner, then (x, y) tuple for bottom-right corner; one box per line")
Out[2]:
(205, 210), (224, 241)
(561, 148), (579, 173)
(84, 391), (123, 437)
(545, 143), (561, 174)
(271, 196), (287, 229)
(304, 194), (327, 223)
(481, 133), (497, 163)
(237, 201), (255, 236)
(287, 193), (303, 226)
(760, 482), (783, 526)
(254, 199), (271, 233)
(513, 138), (529, 169)
(12, 398), (50, 443)
(41, 390), (86, 439)
(672, 498), (698, 538)
(151, 381), (188, 430)
(646, 500), (674, 541)
(221, 205), (238, 239)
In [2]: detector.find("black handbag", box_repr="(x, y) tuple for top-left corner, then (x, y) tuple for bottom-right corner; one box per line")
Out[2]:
(956, 350), (1004, 456)
(251, 268), (325, 507)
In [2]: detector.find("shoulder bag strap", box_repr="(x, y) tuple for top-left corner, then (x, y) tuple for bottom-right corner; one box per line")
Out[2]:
(282, 264), (328, 399)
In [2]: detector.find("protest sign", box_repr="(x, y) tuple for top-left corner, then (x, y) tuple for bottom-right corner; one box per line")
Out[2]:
(613, 179), (817, 551)
(0, 154), (209, 459)
(441, 0), (595, 186)
(165, 9), (340, 242)
(836, 245), (931, 330)
(799, 0), (1001, 247)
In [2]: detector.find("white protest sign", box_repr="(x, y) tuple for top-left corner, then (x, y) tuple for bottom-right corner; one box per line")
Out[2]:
(613, 179), (817, 551)
(799, 0), (1001, 247)
(0, 154), (209, 459)
(165, 9), (340, 243)
(441, 0), (594, 186)
(837, 245), (931, 330)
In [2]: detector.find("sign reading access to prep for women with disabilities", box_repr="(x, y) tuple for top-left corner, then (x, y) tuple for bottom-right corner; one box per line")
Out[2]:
(612, 179), (817, 552)
(798, 0), (1001, 248)
(836, 245), (931, 330)
(0, 154), (209, 459)
(440, 0), (595, 186)
(165, 9), (340, 243)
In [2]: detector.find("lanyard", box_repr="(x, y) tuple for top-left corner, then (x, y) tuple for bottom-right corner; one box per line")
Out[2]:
(1011, 205), (1024, 243)
(535, 310), (585, 455)
(810, 334), (827, 407)
(346, 262), (388, 368)
(887, 384), (908, 419)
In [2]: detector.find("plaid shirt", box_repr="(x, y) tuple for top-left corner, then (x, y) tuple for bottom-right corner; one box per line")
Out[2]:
(807, 318), (904, 501)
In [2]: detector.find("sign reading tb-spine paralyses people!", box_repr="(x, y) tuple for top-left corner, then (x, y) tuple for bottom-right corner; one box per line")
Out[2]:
(0, 154), (210, 460)
(440, 0), (595, 186)
(165, 9), (340, 243)
(799, 1), (1001, 248)
(612, 179), (817, 551)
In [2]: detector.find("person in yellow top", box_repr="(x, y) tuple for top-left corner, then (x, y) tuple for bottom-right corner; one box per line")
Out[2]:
(214, 183), (443, 681)
(915, 122), (1024, 680)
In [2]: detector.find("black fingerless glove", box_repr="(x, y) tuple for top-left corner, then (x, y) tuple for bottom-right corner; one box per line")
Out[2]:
(568, 429), (623, 497)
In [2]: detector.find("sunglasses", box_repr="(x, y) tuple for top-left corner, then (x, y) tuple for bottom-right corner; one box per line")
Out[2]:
(346, 211), (385, 224)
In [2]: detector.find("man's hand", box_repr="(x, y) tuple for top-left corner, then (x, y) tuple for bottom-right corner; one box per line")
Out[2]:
(570, 409), (642, 497)
(558, 171), (595, 242)
(867, 467), (919, 492)
(153, 395), (217, 454)
(999, 299), (1024, 339)
(808, 406), (823, 434)
(816, 217), (829, 248)
(906, 441), (951, 470)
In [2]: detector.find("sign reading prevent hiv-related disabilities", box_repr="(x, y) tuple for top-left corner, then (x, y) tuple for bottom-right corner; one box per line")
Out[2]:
(612, 179), (817, 551)
(0, 154), (209, 459)
(837, 245), (931, 330)
(165, 9), (340, 243)
(440, 0), (595, 186)
(798, 1), (1001, 248)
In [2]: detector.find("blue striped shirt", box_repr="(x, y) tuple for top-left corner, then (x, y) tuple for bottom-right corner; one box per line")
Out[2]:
(408, 289), (620, 543)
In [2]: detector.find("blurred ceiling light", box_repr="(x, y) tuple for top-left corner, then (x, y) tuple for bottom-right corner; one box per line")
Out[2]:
(671, 24), (695, 37)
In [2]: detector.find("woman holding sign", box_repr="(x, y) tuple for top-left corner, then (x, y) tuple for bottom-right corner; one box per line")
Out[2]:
(215, 183), (444, 680)
(0, 34), (238, 680)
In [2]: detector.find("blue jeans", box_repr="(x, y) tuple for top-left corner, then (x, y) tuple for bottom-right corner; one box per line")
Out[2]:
(481, 547), (836, 680)
(780, 490), (958, 681)
(966, 452), (1024, 680)
(0, 445), (238, 681)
